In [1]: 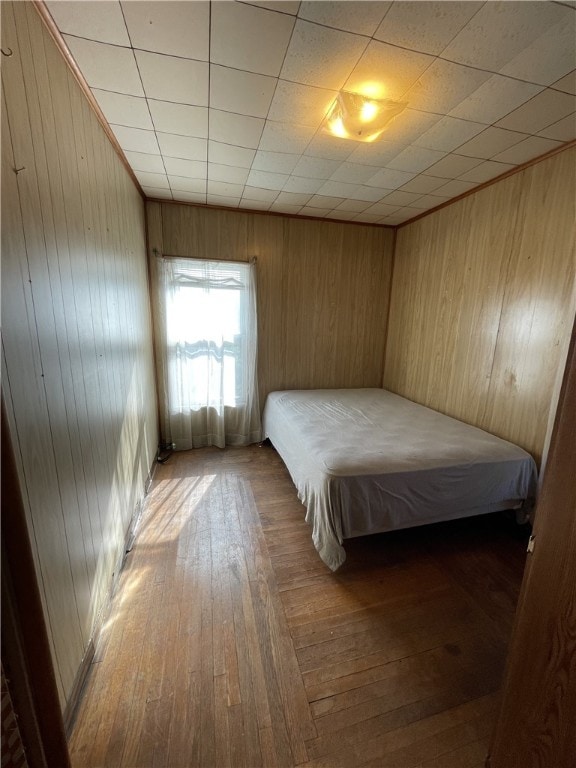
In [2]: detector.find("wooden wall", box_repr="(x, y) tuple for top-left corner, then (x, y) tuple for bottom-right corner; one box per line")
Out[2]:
(1, 2), (158, 712)
(384, 148), (576, 464)
(147, 202), (395, 427)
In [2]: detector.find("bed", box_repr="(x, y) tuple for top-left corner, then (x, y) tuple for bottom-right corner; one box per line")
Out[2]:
(263, 388), (538, 570)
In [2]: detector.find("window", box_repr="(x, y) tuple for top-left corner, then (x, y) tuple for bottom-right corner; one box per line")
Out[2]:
(158, 257), (261, 450)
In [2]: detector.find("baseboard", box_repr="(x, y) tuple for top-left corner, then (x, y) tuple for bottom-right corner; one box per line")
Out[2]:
(63, 456), (158, 737)
(63, 639), (95, 737)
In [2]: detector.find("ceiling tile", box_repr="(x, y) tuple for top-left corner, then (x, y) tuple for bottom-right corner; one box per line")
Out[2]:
(64, 36), (143, 96)
(242, 187), (281, 202)
(304, 134), (356, 161)
(538, 113), (576, 142)
(122, 1), (209, 60)
(164, 157), (207, 178)
(492, 136), (565, 165)
(210, 65), (276, 118)
(404, 59), (491, 115)
(317, 180), (358, 198)
(374, 1), (482, 56)
(300, 206), (330, 217)
(134, 171), (170, 189)
(207, 180), (246, 197)
(552, 70), (576, 95)
(111, 124), (159, 154)
(259, 121), (316, 153)
(415, 116), (488, 153)
(123, 150), (165, 173)
(173, 191), (207, 203)
(168, 176), (207, 193)
(495, 89), (576, 134)
(440, 1), (569, 72)
(353, 213), (386, 223)
(348, 140), (409, 167)
(325, 210), (358, 221)
(157, 133), (207, 161)
(385, 210), (417, 224)
(136, 51), (208, 106)
(458, 160), (516, 184)
(207, 164), (250, 185)
(207, 194), (241, 208)
(380, 190), (423, 206)
(241, 200), (273, 211)
(387, 146), (447, 174)
(47, 1), (130, 45)
(335, 199), (372, 213)
(330, 162), (383, 184)
(456, 127), (526, 160)
(307, 195), (345, 210)
(344, 40), (434, 102)
(92, 89), (152, 130)
(141, 186), (173, 200)
(211, 2), (294, 76)
(279, 19), (367, 90)
(246, 170), (289, 190)
(275, 191), (312, 206)
(500, 14), (576, 86)
(209, 110), (264, 149)
(283, 176), (325, 194)
(292, 156), (341, 179)
(148, 100), (208, 138)
(376, 110), (442, 146)
(430, 179), (477, 198)
(449, 75), (543, 125)
(399, 175), (446, 194)
(349, 185), (387, 202)
(407, 194), (450, 210)
(298, 1), (391, 36)
(364, 168), (415, 190)
(363, 201), (401, 216)
(208, 142), (256, 169)
(425, 153), (483, 179)
(270, 202), (304, 214)
(240, 2), (301, 16)
(252, 151), (301, 175)
(268, 80), (336, 127)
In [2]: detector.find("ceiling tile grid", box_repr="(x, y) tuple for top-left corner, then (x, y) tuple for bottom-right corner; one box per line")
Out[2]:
(45, 0), (576, 227)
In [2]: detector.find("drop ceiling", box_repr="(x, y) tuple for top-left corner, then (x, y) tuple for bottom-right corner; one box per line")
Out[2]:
(45, 0), (576, 226)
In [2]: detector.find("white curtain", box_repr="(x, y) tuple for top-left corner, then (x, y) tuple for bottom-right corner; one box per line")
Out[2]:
(157, 256), (261, 449)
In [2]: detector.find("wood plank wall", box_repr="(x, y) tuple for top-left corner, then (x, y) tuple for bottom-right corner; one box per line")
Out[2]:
(1, 2), (158, 712)
(384, 148), (576, 465)
(147, 203), (395, 429)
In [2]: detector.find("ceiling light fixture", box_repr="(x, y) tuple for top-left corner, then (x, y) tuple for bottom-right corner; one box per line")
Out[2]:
(325, 91), (407, 143)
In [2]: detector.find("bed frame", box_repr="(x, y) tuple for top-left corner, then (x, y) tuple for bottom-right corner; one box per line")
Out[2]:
(263, 388), (537, 570)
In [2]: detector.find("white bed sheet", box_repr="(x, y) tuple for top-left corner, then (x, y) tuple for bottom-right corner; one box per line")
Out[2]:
(263, 389), (537, 571)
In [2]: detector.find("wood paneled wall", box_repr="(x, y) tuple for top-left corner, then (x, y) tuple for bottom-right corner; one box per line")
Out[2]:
(1, 2), (158, 712)
(384, 148), (576, 464)
(147, 203), (395, 425)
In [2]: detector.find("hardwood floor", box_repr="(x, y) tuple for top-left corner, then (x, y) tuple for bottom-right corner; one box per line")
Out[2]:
(69, 445), (529, 767)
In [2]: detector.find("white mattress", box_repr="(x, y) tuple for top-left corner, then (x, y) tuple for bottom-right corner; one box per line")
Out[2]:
(263, 388), (537, 570)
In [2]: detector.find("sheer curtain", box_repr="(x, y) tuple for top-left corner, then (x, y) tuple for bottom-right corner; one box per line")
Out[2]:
(157, 256), (261, 449)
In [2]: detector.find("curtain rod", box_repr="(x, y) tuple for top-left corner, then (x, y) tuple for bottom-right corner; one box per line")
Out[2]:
(152, 249), (257, 265)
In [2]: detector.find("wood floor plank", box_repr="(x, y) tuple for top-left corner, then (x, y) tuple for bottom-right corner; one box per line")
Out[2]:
(69, 444), (527, 767)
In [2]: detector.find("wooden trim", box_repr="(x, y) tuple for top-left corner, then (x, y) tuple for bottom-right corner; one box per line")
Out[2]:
(398, 139), (576, 229)
(32, 0), (145, 199)
(1, 396), (72, 768)
(147, 197), (395, 230)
